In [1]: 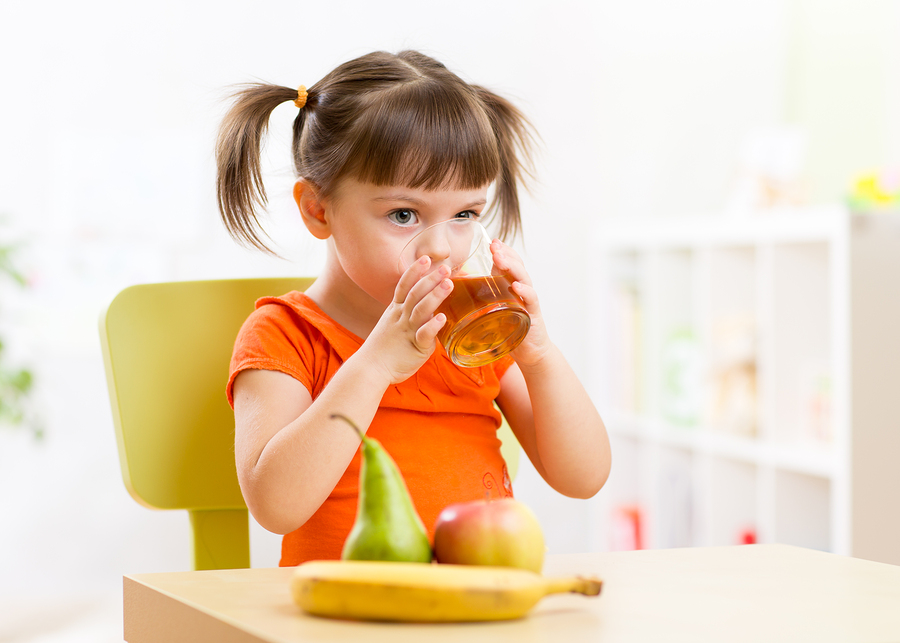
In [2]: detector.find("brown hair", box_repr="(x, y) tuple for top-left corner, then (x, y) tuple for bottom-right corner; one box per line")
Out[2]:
(216, 50), (536, 254)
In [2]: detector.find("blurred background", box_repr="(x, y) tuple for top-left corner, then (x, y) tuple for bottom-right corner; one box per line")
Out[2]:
(1, 0), (898, 640)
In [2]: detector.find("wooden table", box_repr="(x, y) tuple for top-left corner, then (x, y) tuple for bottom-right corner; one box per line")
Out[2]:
(123, 544), (900, 642)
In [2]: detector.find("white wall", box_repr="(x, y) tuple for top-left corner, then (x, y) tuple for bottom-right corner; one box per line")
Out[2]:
(1, 0), (898, 639)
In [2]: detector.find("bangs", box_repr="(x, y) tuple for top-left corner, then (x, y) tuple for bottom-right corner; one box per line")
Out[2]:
(342, 81), (501, 191)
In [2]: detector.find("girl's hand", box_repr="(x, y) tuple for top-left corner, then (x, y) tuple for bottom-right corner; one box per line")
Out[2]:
(491, 239), (552, 369)
(358, 256), (453, 384)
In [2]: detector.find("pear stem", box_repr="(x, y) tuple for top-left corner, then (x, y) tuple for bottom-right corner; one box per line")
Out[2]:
(331, 413), (365, 440)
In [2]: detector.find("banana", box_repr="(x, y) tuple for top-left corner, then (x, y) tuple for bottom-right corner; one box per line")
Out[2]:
(291, 560), (602, 623)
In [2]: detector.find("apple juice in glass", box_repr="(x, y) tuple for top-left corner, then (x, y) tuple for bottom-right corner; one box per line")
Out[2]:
(400, 219), (530, 368)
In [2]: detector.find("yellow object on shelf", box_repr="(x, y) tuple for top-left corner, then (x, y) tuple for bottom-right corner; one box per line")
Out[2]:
(847, 170), (900, 212)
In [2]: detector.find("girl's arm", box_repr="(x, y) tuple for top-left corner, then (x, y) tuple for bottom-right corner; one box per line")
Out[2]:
(491, 240), (611, 498)
(233, 258), (453, 535)
(233, 355), (388, 535)
(497, 357), (610, 499)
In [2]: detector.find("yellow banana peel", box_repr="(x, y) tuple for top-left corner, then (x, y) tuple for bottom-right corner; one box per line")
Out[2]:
(291, 560), (602, 623)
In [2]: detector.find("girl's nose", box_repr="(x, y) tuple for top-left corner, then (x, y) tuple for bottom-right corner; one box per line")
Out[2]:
(399, 219), (477, 274)
(415, 235), (452, 267)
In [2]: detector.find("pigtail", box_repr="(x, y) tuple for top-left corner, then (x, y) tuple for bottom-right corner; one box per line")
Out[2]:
(216, 83), (300, 254)
(473, 86), (539, 242)
(216, 53), (537, 254)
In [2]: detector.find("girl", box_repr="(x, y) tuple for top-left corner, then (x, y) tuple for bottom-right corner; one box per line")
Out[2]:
(217, 50), (611, 566)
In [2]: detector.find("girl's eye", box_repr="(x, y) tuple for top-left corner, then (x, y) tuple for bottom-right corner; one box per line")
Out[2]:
(454, 211), (479, 220)
(389, 209), (418, 226)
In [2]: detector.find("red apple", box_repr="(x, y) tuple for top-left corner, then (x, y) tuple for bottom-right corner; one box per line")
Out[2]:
(432, 498), (546, 572)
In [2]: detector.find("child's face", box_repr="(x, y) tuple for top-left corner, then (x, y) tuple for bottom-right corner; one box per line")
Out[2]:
(324, 177), (490, 307)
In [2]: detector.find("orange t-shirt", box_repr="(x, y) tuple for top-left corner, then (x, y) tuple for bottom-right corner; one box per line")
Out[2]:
(227, 291), (514, 566)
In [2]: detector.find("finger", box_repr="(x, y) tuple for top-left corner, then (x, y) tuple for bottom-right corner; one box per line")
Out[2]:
(403, 263), (451, 311)
(414, 311), (448, 346)
(491, 240), (530, 285)
(511, 280), (541, 312)
(409, 276), (453, 328)
(394, 255), (431, 304)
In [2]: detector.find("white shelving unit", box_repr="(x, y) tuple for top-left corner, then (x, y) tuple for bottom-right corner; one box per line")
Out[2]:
(590, 206), (900, 565)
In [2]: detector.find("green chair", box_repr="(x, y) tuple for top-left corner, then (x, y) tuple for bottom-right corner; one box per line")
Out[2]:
(99, 278), (314, 570)
(99, 277), (520, 571)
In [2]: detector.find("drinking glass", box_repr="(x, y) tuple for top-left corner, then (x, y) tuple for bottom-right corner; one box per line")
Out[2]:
(399, 218), (530, 367)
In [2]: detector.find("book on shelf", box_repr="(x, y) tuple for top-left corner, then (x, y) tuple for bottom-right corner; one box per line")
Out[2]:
(610, 504), (644, 551)
(608, 282), (642, 414)
(707, 314), (758, 438)
(659, 327), (702, 428)
(798, 361), (833, 444)
(658, 458), (694, 549)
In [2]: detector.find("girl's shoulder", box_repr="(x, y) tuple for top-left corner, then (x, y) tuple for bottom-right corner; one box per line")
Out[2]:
(228, 291), (359, 405)
(246, 291), (362, 360)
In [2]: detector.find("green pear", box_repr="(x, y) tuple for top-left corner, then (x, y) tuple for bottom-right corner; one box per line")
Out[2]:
(333, 414), (432, 563)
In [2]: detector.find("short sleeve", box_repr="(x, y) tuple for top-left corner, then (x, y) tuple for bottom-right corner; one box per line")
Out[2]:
(226, 292), (363, 409)
(226, 300), (317, 407)
(492, 354), (516, 381)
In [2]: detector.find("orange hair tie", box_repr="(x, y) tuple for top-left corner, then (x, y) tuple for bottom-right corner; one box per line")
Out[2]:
(294, 85), (308, 109)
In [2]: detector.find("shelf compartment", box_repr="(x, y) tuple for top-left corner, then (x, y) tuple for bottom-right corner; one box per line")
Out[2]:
(706, 457), (758, 547)
(773, 470), (831, 552)
(597, 250), (644, 414)
(655, 446), (695, 549)
(703, 245), (759, 438)
(604, 433), (646, 552)
(765, 241), (833, 446)
(649, 249), (701, 428)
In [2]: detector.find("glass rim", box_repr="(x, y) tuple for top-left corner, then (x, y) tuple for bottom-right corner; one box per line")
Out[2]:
(398, 218), (492, 273)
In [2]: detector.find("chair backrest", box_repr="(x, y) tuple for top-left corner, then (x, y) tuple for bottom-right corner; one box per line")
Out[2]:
(99, 278), (313, 570)
(100, 277), (520, 570)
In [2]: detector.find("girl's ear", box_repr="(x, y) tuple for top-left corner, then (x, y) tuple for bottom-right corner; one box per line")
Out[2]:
(294, 179), (331, 239)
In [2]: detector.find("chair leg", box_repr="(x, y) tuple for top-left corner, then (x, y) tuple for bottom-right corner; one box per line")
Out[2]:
(189, 509), (251, 570)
